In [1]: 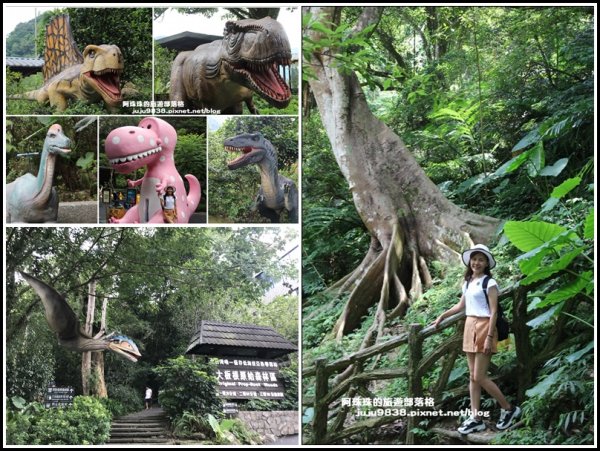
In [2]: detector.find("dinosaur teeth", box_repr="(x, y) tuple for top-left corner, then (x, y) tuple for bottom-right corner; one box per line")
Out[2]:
(109, 146), (162, 165)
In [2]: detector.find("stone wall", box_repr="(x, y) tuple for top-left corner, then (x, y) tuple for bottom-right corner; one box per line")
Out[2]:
(237, 411), (298, 438)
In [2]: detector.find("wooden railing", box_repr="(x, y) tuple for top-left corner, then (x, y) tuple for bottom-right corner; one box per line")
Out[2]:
(304, 312), (466, 445)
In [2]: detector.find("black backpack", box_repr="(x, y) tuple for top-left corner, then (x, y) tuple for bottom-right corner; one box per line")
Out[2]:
(467, 276), (510, 341)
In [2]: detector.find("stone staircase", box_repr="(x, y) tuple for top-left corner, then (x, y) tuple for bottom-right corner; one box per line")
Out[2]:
(109, 407), (171, 444)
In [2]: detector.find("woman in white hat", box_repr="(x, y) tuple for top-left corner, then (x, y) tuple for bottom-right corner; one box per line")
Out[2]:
(434, 244), (520, 434)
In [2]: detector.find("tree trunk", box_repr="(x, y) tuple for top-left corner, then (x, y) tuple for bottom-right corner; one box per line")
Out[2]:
(82, 280), (96, 396)
(82, 280), (108, 397)
(306, 6), (500, 341)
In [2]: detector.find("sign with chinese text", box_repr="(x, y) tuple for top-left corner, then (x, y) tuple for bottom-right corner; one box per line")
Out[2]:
(216, 357), (285, 400)
(44, 384), (75, 408)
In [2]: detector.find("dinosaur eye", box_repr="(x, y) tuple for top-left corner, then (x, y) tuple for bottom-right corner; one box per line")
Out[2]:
(146, 124), (152, 129)
(49, 133), (56, 138)
(87, 50), (96, 58)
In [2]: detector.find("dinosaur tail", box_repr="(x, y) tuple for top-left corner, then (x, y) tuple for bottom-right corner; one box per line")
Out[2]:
(8, 90), (40, 101)
(184, 174), (201, 214)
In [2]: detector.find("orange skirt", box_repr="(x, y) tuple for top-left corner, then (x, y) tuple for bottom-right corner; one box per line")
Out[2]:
(463, 316), (497, 354)
(163, 209), (177, 223)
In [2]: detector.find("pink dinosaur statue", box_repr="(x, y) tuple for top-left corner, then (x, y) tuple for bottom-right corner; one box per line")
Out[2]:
(105, 117), (201, 223)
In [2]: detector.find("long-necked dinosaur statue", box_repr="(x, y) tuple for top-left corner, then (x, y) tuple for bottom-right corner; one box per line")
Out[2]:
(105, 117), (201, 223)
(6, 124), (71, 223)
(170, 16), (292, 114)
(224, 132), (298, 223)
(19, 272), (141, 362)
(9, 15), (123, 112)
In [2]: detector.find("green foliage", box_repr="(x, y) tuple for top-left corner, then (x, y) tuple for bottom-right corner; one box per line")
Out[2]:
(206, 414), (263, 445)
(172, 410), (213, 438)
(104, 383), (143, 417)
(6, 16), (39, 56)
(153, 356), (222, 420)
(6, 324), (55, 402)
(303, 10), (378, 83)
(495, 342), (594, 445)
(153, 42), (178, 97)
(7, 396), (111, 445)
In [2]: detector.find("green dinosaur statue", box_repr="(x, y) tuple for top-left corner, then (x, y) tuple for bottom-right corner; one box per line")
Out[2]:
(224, 132), (298, 223)
(170, 16), (292, 114)
(6, 124), (72, 223)
(9, 15), (123, 112)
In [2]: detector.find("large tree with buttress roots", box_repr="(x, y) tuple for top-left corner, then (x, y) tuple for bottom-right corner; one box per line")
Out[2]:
(305, 7), (500, 351)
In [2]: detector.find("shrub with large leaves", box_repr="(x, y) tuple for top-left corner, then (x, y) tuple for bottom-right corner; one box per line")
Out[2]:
(153, 356), (222, 420)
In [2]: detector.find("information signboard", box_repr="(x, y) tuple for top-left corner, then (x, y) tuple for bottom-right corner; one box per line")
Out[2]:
(216, 358), (285, 400)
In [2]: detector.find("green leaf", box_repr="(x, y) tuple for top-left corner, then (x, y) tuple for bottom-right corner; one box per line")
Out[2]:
(526, 142), (545, 177)
(540, 197), (560, 213)
(565, 341), (594, 364)
(493, 149), (531, 177)
(550, 177), (582, 199)
(11, 396), (27, 410)
(539, 158), (569, 177)
(520, 247), (584, 285)
(504, 220), (567, 252)
(584, 208), (594, 239)
(537, 271), (592, 307)
(456, 173), (488, 193)
(526, 304), (561, 329)
(527, 296), (543, 312)
(310, 21), (334, 35)
(526, 367), (563, 397)
(512, 128), (541, 153)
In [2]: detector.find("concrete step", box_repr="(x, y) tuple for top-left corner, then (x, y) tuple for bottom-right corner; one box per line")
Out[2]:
(108, 437), (171, 444)
(110, 431), (169, 438)
(111, 426), (168, 433)
(112, 421), (168, 427)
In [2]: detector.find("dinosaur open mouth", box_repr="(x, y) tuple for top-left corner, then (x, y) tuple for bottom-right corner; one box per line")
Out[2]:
(84, 69), (122, 100)
(108, 146), (162, 166)
(225, 145), (256, 167)
(230, 56), (292, 107)
(49, 146), (72, 154)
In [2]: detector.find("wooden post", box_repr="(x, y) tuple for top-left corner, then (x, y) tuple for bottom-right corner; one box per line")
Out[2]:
(406, 323), (424, 445)
(513, 286), (533, 402)
(313, 358), (329, 444)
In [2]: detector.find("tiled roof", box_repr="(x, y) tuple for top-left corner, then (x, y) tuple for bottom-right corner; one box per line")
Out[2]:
(7, 56), (44, 68)
(186, 320), (297, 358)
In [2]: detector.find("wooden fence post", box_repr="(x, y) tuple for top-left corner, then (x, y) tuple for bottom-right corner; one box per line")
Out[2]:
(406, 323), (424, 445)
(313, 358), (329, 444)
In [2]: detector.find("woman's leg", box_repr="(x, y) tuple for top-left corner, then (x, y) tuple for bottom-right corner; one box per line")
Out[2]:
(466, 352), (482, 418)
(473, 352), (511, 410)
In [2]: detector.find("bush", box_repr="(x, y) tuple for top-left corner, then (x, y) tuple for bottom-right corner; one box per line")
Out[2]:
(153, 356), (222, 420)
(6, 396), (111, 445)
(106, 383), (143, 417)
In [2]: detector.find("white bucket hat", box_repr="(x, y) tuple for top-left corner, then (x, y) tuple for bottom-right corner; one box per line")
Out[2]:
(462, 244), (496, 269)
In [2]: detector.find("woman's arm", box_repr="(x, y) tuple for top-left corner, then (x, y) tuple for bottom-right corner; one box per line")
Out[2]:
(434, 295), (465, 328)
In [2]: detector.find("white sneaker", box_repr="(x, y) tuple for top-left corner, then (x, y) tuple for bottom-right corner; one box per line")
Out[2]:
(458, 417), (486, 434)
(496, 405), (521, 430)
